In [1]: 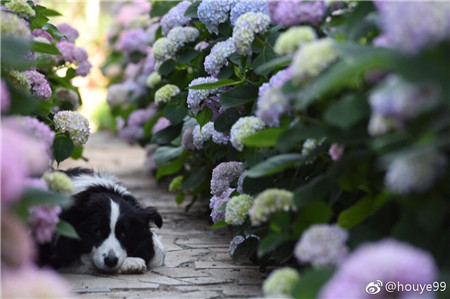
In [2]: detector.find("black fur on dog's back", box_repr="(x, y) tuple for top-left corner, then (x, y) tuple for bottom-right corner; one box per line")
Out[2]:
(38, 168), (162, 270)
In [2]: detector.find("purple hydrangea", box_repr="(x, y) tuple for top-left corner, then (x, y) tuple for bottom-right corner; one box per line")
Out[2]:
(53, 111), (90, 147)
(22, 70), (52, 100)
(204, 37), (236, 76)
(209, 187), (234, 223)
(152, 117), (171, 134)
(56, 40), (76, 61)
(14, 116), (55, 150)
(119, 125), (144, 145)
(119, 29), (148, 55)
(142, 51), (155, 76)
(187, 77), (219, 114)
(192, 122), (229, 149)
(25, 178), (48, 190)
(211, 161), (243, 196)
(230, 0), (268, 25)
(267, 0), (328, 27)
(374, 1), (450, 55)
(32, 28), (54, 42)
(1, 80), (11, 113)
(233, 12), (270, 55)
(385, 151), (447, 195)
(319, 239), (438, 299)
(118, 107), (156, 144)
(57, 23), (79, 43)
(128, 107), (156, 127)
(197, 0), (237, 34)
(161, 1), (192, 36)
(55, 41), (92, 76)
(29, 205), (62, 244)
(294, 224), (349, 268)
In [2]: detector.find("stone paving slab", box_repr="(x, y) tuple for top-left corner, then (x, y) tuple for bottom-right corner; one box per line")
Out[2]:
(58, 132), (267, 298)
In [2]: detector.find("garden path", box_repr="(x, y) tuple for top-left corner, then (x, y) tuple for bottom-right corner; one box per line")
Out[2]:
(58, 132), (267, 298)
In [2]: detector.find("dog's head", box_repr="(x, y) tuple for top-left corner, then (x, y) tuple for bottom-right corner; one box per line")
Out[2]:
(68, 190), (162, 272)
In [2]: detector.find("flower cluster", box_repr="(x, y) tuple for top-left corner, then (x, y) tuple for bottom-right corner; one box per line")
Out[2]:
(204, 37), (236, 76)
(118, 28), (148, 55)
(155, 84), (180, 105)
(187, 77), (219, 114)
(230, 116), (265, 151)
(0, 11), (30, 38)
(249, 189), (296, 225)
(152, 37), (178, 69)
(13, 116), (55, 150)
(119, 106), (156, 144)
(29, 205), (62, 244)
(210, 161), (243, 196)
(294, 224), (349, 268)
(274, 26), (317, 56)
(232, 12), (270, 55)
(5, 0), (35, 17)
(161, 1), (192, 36)
(42, 171), (74, 195)
(267, 0), (328, 27)
(55, 40), (92, 76)
(167, 26), (200, 48)
(192, 122), (229, 149)
(55, 87), (80, 110)
(225, 194), (253, 225)
(22, 70), (52, 100)
(263, 267), (300, 298)
(53, 110), (90, 147)
(319, 239), (438, 298)
(57, 23), (79, 43)
(152, 117), (171, 134)
(230, 0), (268, 26)
(197, 0), (237, 35)
(210, 187), (234, 223)
(106, 83), (129, 107)
(146, 72), (161, 88)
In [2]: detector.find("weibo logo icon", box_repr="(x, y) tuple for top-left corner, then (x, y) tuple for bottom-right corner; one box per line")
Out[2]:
(366, 280), (383, 295)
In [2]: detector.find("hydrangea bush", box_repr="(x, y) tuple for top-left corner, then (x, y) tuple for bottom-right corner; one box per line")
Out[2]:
(103, 1), (449, 297)
(1, 1), (91, 296)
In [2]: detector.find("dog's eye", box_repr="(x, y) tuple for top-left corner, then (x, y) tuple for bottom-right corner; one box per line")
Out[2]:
(120, 232), (127, 239)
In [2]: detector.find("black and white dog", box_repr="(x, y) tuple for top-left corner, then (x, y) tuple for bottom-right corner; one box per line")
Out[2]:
(38, 167), (165, 274)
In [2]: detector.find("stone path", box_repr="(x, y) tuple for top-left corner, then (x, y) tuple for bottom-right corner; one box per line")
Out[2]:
(58, 132), (267, 298)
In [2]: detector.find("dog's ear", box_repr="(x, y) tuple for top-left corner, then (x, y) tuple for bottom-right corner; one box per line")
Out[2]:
(143, 206), (163, 228)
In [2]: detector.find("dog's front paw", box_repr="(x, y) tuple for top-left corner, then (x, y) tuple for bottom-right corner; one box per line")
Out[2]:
(118, 257), (147, 274)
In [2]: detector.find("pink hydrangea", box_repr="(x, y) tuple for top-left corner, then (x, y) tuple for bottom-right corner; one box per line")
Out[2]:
(152, 117), (171, 134)
(29, 205), (62, 244)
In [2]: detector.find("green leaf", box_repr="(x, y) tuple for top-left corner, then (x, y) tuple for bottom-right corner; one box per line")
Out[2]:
(154, 146), (184, 166)
(257, 232), (290, 258)
(253, 48), (277, 76)
(181, 167), (209, 191)
(1, 36), (33, 69)
(53, 135), (75, 164)
(214, 109), (241, 132)
(184, 1), (200, 18)
(164, 104), (188, 126)
(276, 124), (328, 152)
(158, 59), (176, 76)
(7, 84), (39, 114)
(41, 23), (65, 40)
(219, 84), (259, 109)
(70, 146), (84, 160)
(292, 202), (333, 238)
(175, 193), (185, 205)
(178, 48), (198, 64)
(56, 220), (80, 240)
(196, 107), (213, 128)
(294, 175), (330, 209)
(242, 176), (275, 195)
(232, 237), (259, 265)
(291, 267), (335, 299)
(324, 94), (370, 129)
(241, 127), (286, 147)
(150, 1), (178, 17)
(156, 154), (185, 179)
(151, 123), (183, 145)
(35, 5), (62, 16)
(246, 154), (303, 178)
(337, 196), (374, 229)
(188, 78), (242, 90)
(30, 10), (49, 29)
(254, 55), (292, 75)
(211, 220), (228, 230)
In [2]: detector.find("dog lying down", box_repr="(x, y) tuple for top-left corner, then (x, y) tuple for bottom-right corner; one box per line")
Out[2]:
(38, 167), (166, 274)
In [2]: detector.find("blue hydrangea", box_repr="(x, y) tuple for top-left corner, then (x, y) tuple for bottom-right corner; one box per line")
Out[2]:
(233, 12), (271, 55)
(197, 0), (237, 34)
(161, 1), (192, 36)
(204, 37), (236, 76)
(192, 122), (215, 150)
(230, 0), (268, 25)
(230, 116), (265, 151)
(167, 26), (199, 48)
(187, 77), (219, 114)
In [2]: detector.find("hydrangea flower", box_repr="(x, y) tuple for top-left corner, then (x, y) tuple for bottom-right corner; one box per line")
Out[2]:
(187, 77), (219, 114)
(232, 12), (270, 55)
(210, 161), (243, 196)
(25, 178), (48, 190)
(249, 189), (296, 226)
(57, 23), (79, 42)
(53, 110), (90, 147)
(225, 194), (253, 225)
(119, 29), (148, 55)
(197, 0), (237, 34)
(182, 126), (196, 151)
(55, 87), (80, 110)
(42, 171), (74, 195)
(119, 125), (144, 145)
(0, 12), (31, 38)
(294, 224), (349, 268)
(5, 0), (35, 17)
(146, 72), (161, 88)
(292, 38), (338, 82)
(375, 1), (450, 55)
(230, 116), (265, 151)
(210, 187), (234, 223)
(9, 70), (31, 93)
(29, 205), (62, 244)
(161, 1), (192, 36)
(369, 75), (439, 130)
(230, 0), (268, 26)
(14, 116), (55, 150)
(329, 144), (344, 161)
(152, 117), (171, 134)
(32, 28), (54, 42)
(55, 41), (92, 76)
(263, 267), (300, 297)
(167, 26), (199, 48)
(152, 37), (178, 70)
(256, 86), (290, 127)
(319, 239), (438, 298)
(106, 83), (129, 107)
(142, 52), (155, 76)
(274, 26), (317, 56)
(193, 122), (215, 149)
(302, 138), (325, 157)
(1, 80), (11, 113)
(22, 70), (52, 100)
(385, 151), (447, 195)
(169, 175), (183, 192)
(194, 41), (210, 52)
(56, 40), (76, 61)
(155, 84), (180, 105)
(212, 129), (230, 145)
(128, 107), (156, 128)
(204, 37), (236, 76)
(267, 0), (328, 27)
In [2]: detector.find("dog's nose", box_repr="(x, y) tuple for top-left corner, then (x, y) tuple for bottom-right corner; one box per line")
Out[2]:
(104, 254), (118, 268)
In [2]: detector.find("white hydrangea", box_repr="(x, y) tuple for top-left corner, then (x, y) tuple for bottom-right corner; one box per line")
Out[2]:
(274, 26), (317, 56)
(230, 116), (265, 151)
(225, 194), (253, 225)
(249, 189), (296, 226)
